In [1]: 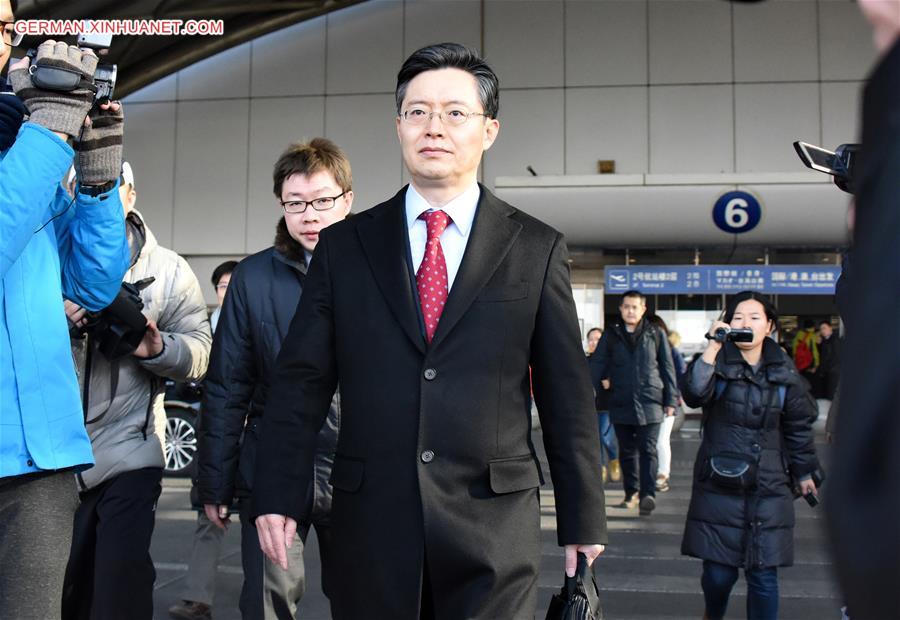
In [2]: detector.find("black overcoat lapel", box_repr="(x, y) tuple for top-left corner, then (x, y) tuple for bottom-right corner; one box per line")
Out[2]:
(430, 186), (522, 349)
(356, 188), (426, 355)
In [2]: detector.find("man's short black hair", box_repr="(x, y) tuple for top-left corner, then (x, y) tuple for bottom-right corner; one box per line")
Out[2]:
(621, 290), (646, 304)
(586, 327), (602, 338)
(211, 260), (239, 288)
(818, 319), (833, 328)
(10, 0), (17, 15)
(396, 42), (500, 119)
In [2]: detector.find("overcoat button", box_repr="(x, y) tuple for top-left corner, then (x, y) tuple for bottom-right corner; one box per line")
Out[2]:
(423, 368), (437, 381)
(421, 450), (435, 463)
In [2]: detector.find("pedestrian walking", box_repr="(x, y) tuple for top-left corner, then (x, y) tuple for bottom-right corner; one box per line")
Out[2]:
(169, 261), (239, 620)
(681, 291), (821, 620)
(589, 292), (678, 516)
(586, 328), (620, 484)
(655, 326), (687, 493)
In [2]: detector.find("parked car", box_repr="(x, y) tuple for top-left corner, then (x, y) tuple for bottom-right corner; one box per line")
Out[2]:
(163, 379), (202, 477)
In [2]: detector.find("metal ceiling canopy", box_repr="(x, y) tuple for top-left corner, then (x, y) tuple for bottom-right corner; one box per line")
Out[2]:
(12, 0), (367, 98)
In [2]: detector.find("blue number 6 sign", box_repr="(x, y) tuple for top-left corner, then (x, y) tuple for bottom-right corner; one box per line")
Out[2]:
(712, 191), (762, 234)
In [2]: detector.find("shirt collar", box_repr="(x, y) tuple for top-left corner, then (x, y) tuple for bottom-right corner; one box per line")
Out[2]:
(405, 182), (481, 236)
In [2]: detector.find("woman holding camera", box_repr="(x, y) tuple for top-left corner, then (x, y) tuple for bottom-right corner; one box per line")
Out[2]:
(681, 291), (821, 620)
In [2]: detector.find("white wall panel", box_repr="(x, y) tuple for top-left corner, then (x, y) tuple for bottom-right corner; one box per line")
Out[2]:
(326, 1), (403, 95)
(126, 74), (176, 103)
(649, 0), (732, 85)
(251, 17), (327, 97)
(649, 85), (733, 173)
(565, 87), (648, 174)
(735, 83), (821, 173)
(818, 0), (877, 81)
(565, 0), (647, 87)
(821, 81), (863, 148)
(173, 100), (249, 254)
(404, 0), (481, 57)
(123, 103), (177, 248)
(178, 43), (251, 100)
(733, 0), (818, 82)
(325, 94), (402, 211)
(484, 0), (564, 89)
(482, 89), (565, 186)
(246, 97), (326, 253)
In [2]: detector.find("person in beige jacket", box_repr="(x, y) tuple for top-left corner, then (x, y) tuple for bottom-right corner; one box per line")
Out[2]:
(61, 162), (212, 620)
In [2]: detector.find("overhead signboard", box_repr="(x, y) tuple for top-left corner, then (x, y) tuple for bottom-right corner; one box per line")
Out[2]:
(605, 265), (840, 295)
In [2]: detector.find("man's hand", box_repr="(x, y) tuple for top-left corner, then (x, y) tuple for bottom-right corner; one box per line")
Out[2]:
(601, 379), (610, 391)
(564, 544), (605, 577)
(799, 478), (818, 498)
(133, 319), (163, 358)
(256, 513), (298, 571)
(203, 503), (232, 531)
(8, 40), (98, 139)
(664, 406), (675, 417)
(64, 299), (88, 330)
(76, 100), (124, 185)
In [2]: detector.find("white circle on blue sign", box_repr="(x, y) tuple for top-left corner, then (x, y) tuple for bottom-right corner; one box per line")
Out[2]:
(712, 191), (762, 234)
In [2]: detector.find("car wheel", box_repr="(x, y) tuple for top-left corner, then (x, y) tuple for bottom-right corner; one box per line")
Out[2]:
(164, 406), (198, 477)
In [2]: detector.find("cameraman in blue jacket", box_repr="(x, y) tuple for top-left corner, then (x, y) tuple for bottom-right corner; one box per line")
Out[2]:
(0, 7), (129, 618)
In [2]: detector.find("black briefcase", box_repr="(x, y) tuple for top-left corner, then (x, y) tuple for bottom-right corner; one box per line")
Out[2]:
(545, 553), (604, 620)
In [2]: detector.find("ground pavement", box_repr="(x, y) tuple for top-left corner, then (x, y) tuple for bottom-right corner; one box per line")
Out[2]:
(152, 425), (840, 619)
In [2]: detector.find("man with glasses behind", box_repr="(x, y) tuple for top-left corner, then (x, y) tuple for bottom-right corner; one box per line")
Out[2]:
(253, 43), (606, 619)
(196, 138), (351, 620)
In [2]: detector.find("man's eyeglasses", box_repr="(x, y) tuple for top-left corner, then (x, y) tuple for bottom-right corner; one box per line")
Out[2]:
(280, 191), (348, 214)
(400, 108), (487, 127)
(1, 21), (24, 48)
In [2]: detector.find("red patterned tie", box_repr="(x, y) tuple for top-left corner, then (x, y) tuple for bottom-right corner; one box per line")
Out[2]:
(416, 210), (451, 344)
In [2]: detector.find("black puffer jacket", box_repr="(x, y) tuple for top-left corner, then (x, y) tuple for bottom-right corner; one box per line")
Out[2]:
(197, 219), (339, 523)
(681, 339), (820, 569)
(589, 320), (678, 425)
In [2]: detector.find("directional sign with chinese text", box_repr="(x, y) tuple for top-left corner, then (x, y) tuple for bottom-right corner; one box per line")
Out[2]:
(605, 265), (840, 295)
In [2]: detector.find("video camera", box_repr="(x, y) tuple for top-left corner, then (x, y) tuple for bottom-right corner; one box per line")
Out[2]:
(71, 277), (154, 360)
(794, 141), (860, 195)
(10, 33), (116, 103)
(705, 327), (754, 344)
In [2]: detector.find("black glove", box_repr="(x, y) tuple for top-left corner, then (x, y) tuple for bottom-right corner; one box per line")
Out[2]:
(0, 92), (26, 151)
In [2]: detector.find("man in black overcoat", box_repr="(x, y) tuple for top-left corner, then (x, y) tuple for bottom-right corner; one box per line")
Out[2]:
(826, 3), (900, 619)
(250, 43), (607, 619)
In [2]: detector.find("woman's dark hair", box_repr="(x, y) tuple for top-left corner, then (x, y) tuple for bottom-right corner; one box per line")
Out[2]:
(211, 260), (239, 287)
(396, 42), (500, 119)
(723, 290), (779, 330)
(646, 313), (669, 335)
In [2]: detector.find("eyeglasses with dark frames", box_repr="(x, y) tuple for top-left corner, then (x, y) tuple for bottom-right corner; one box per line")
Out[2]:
(280, 191), (348, 214)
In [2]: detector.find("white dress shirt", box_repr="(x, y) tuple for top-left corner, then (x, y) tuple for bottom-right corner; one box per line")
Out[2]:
(405, 182), (480, 291)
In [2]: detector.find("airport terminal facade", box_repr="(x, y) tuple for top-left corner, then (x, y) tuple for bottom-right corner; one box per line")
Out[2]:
(119, 0), (871, 350)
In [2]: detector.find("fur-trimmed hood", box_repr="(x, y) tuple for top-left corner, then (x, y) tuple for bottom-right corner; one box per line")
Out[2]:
(274, 217), (308, 271)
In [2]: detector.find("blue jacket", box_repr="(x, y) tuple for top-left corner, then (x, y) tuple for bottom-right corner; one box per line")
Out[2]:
(0, 123), (129, 478)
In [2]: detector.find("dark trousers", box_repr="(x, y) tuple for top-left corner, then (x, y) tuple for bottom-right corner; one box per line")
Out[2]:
(702, 560), (778, 620)
(238, 501), (334, 619)
(62, 467), (163, 620)
(0, 471), (80, 620)
(614, 422), (660, 499)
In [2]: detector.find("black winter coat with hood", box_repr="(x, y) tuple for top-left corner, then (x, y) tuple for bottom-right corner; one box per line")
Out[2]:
(197, 218), (340, 523)
(680, 339), (820, 569)
(589, 319), (678, 425)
